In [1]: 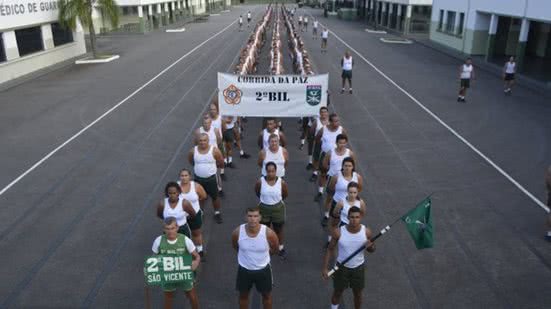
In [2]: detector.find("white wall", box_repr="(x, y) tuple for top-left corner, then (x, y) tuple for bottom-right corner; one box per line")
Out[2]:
(382, 0), (432, 5)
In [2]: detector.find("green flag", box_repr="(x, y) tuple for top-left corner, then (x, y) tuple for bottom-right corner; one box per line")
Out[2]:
(401, 197), (433, 249)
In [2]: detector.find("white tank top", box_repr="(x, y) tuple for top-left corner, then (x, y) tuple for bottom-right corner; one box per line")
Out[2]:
(304, 17), (308, 23)
(238, 224), (270, 270)
(505, 62), (515, 74)
(333, 171), (359, 203)
(193, 146), (217, 178)
(163, 197), (187, 227)
(179, 181), (201, 213)
(342, 56), (353, 71)
(211, 115), (222, 135)
(263, 128), (279, 149)
(322, 30), (328, 39)
(328, 148), (351, 177)
(262, 147), (286, 177)
(314, 21), (318, 28)
(340, 198), (361, 225)
(224, 116), (236, 129)
(199, 126), (217, 148)
(460, 64), (473, 79)
(315, 117), (325, 135)
(299, 16), (303, 22)
(259, 177), (283, 205)
(321, 125), (343, 153)
(337, 225), (367, 268)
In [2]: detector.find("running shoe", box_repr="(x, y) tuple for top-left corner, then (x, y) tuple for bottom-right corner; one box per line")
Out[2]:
(321, 216), (328, 227)
(306, 163), (313, 170)
(214, 213), (223, 224)
(314, 192), (323, 202)
(240, 152), (251, 159)
(309, 174), (318, 182)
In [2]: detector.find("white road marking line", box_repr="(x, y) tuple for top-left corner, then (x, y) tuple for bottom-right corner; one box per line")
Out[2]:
(166, 27), (186, 32)
(315, 18), (549, 213)
(0, 20), (237, 197)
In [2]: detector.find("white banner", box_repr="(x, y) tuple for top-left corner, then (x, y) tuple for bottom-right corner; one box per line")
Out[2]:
(217, 73), (328, 117)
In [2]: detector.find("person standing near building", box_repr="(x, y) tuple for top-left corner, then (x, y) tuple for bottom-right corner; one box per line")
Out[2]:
(313, 19), (319, 39)
(232, 207), (280, 309)
(545, 165), (551, 242)
(188, 133), (225, 223)
(341, 51), (354, 94)
(304, 16), (309, 32)
(255, 162), (289, 257)
(458, 57), (475, 102)
(247, 11), (252, 28)
(321, 28), (329, 53)
(239, 15), (243, 31)
(322, 206), (374, 309)
(503, 56), (516, 95)
(152, 217), (201, 309)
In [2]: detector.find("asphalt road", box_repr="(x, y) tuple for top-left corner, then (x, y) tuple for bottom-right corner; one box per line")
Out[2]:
(0, 4), (550, 309)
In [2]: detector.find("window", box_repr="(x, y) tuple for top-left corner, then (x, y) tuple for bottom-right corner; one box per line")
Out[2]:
(15, 26), (43, 57)
(438, 10), (444, 30)
(51, 23), (73, 47)
(457, 13), (465, 35)
(0, 33), (6, 62)
(446, 11), (456, 33)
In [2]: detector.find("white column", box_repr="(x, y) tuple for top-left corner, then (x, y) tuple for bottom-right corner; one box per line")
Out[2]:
(2, 31), (20, 60)
(177, 1), (181, 9)
(489, 14), (498, 35)
(41, 24), (54, 49)
(397, 4), (402, 16)
(138, 6), (144, 17)
(388, 3), (393, 14)
(406, 5), (412, 18)
(454, 10), (461, 34)
(165, 2), (170, 12)
(148, 4), (153, 15)
(157, 3), (162, 14)
(519, 18), (530, 42)
(171, 2), (176, 10)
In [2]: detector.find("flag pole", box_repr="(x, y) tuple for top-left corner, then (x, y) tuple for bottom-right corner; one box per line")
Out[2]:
(326, 194), (433, 277)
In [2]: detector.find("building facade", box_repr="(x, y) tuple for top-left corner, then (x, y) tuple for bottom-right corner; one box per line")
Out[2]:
(0, 0), (86, 85)
(430, 0), (551, 75)
(361, 0), (432, 33)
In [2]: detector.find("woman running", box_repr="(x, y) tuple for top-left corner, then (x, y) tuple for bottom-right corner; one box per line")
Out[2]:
(332, 182), (366, 228)
(157, 182), (196, 238)
(178, 169), (208, 259)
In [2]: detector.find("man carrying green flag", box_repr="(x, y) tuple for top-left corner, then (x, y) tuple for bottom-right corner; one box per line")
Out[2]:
(401, 197), (433, 249)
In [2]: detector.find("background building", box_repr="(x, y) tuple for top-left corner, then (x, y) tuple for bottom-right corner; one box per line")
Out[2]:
(0, 0), (86, 85)
(361, 0), (432, 34)
(430, 0), (551, 81)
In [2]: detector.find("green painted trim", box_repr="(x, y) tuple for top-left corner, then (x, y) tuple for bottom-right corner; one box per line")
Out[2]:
(485, 34), (495, 61)
(139, 17), (146, 33)
(516, 41), (527, 72)
(161, 13), (168, 26)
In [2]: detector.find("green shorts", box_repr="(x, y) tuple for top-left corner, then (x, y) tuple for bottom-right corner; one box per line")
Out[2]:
(223, 128), (235, 143)
(236, 264), (273, 293)
(259, 201), (286, 225)
(333, 264), (365, 291)
(312, 142), (322, 161)
(194, 175), (218, 200)
(177, 224), (191, 239)
(188, 210), (203, 231)
(318, 151), (327, 167)
(162, 276), (194, 292)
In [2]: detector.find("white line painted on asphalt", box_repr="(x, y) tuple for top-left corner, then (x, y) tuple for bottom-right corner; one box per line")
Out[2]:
(0, 20), (237, 197)
(316, 19), (550, 213)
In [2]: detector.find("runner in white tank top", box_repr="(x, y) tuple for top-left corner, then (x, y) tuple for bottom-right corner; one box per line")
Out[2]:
(315, 113), (346, 203)
(308, 107), (329, 180)
(458, 57), (475, 102)
(156, 182), (196, 238)
(502, 56), (516, 94)
(259, 134), (288, 177)
(332, 182), (365, 225)
(178, 169), (208, 257)
(208, 102), (227, 192)
(322, 206), (374, 308)
(258, 118), (286, 150)
(341, 51), (354, 94)
(321, 28), (329, 52)
(324, 133), (354, 178)
(232, 207), (279, 307)
(188, 133), (225, 224)
(196, 116), (219, 148)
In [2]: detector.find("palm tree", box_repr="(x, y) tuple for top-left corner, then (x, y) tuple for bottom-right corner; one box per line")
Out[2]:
(58, 0), (119, 59)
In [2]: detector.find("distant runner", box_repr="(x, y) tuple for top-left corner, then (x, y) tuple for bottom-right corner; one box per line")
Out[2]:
(312, 19), (318, 39)
(321, 28), (329, 53)
(152, 217), (200, 309)
(341, 51), (354, 94)
(457, 57), (475, 103)
(247, 11), (252, 28)
(232, 207), (280, 309)
(503, 56), (516, 95)
(322, 207), (375, 309)
(304, 16), (309, 32)
(239, 15), (243, 31)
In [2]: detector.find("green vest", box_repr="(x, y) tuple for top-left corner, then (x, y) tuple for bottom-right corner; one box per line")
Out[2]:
(158, 233), (189, 256)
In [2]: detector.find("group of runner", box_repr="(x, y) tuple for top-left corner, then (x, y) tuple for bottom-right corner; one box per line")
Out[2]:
(151, 6), (373, 309)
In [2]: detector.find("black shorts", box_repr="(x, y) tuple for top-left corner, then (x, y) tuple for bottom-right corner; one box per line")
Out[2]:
(247, 18), (251, 23)
(223, 128), (235, 143)
(194, 175), (218, 200)
(329, 199), (339, 218)
(322, 38), (328, 44)
(236, 264), (273, 293)
(460, 78), (470, 88)
(177, 224), (191, 238)
(188, 209), (203, 231)
(504, 73), (515, 81)
(342, 70), (352, 80)
(333, 264), (365, 291)
(313, 28), (318, 34)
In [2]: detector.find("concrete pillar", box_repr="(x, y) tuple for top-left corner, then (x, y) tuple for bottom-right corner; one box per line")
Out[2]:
(2, 31), (20, 61)
(170, 2), (176, 22)
(516, 18), (530, 71)
(397, 4), (402, 31)
(381, 2), (386, 26)
(454, 10), (461, 35)
(485, 14), (498, 61)
(404, 4), (412, 34)
(156, 4), (162, 27)
(40, 24), (54, 49)
(137, 6), (146, 33)
(164, 2), (170, 25)
(387, 3), (393, 28)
